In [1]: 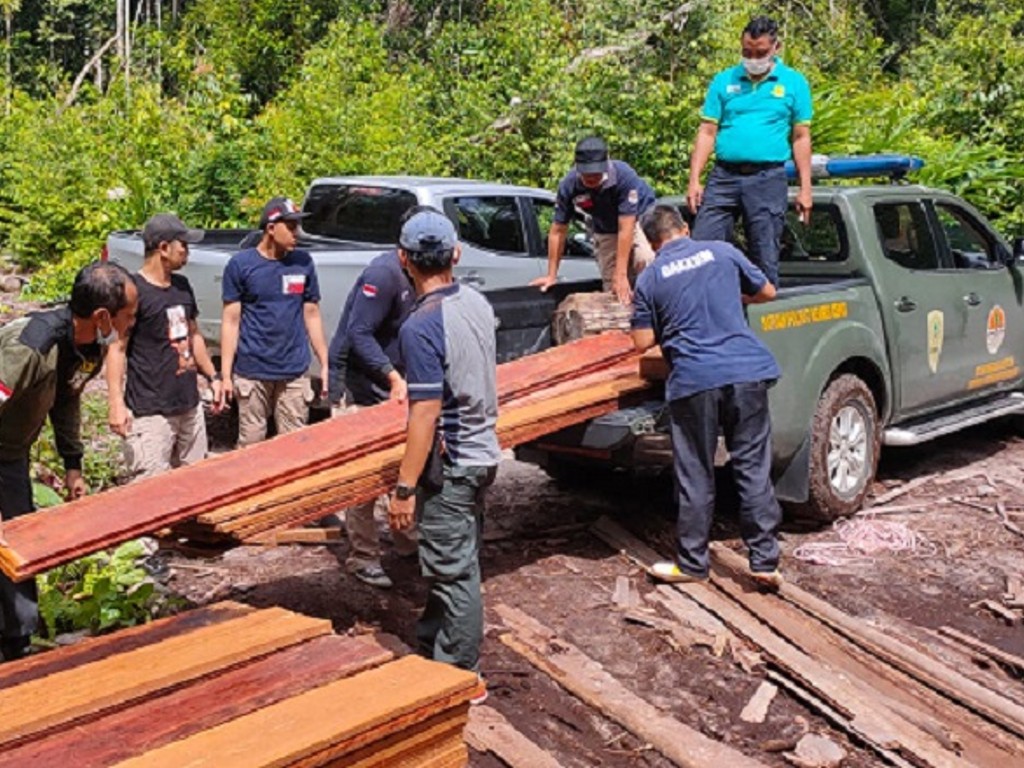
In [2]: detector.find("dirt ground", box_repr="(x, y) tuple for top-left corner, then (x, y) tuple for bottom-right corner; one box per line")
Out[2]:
(158, 412), (1024, 767)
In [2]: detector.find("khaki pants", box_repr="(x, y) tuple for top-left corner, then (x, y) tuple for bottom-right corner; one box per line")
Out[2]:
(592, 221), (656, 292)
(332, 401), (417, 569)
(124, 408), (207, 482)
(236, 376), (312, 448)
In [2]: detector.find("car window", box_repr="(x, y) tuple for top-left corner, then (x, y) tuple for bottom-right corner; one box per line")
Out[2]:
(935, 203), (999, 269)
(872, 203), (940, 271)
(302, 184), (418, 244)
(533, 198), (592, 258)
(451, 196), (526, 253)
(781, 205), (846, 262)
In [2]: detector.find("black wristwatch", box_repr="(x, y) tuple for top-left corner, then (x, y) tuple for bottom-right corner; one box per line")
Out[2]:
(394, 483), (417, 500)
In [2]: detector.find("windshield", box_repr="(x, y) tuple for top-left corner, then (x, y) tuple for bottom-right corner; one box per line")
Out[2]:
(302, 184), (418, 244)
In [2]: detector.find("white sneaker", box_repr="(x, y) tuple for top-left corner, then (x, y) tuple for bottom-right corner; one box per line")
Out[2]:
(648, 562), (708, 584)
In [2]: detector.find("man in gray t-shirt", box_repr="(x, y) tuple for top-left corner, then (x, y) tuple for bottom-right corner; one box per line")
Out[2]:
(388, 211), (498, 693)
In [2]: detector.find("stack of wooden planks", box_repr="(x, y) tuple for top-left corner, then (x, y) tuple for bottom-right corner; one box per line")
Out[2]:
(0, 601), (480, 767)
(0, 332), (651, 580)
(592, 517), (1024, 768)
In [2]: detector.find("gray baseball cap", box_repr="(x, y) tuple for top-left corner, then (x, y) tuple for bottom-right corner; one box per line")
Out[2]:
(399, 210), (457, 264)
(142, 213), (204, 251)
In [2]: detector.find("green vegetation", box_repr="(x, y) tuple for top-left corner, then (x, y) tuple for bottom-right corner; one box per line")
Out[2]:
(0, 1), (1021, 302)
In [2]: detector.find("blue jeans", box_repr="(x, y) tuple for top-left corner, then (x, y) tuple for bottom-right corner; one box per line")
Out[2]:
(669, 382), (781, 577)
(692, 164), (788, 286)
(416, 463), (497, 672)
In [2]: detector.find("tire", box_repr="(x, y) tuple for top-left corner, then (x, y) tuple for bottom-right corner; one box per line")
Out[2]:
(798, 374), (881, 521)
(542, 456), (595, 487)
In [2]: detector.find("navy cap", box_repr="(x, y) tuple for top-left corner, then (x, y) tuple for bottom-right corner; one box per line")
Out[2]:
(142, 213), (204, 252)
(399, 211), (457, 267)
(259, 197), (310, 229)
(575, 136), (610, 175)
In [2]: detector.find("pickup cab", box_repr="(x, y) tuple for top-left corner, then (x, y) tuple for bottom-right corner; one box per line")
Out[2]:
(519, 172), (1024, 520)
(106, 176), (600, 365)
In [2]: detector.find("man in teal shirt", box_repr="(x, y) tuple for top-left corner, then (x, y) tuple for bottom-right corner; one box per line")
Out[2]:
(687, 16), (813, 286)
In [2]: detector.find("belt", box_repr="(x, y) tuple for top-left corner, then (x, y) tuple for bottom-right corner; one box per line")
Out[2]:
(716, 160), (785, 175)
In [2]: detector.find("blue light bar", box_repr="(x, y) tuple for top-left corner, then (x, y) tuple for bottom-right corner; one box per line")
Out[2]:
(785, 154), (926, 181)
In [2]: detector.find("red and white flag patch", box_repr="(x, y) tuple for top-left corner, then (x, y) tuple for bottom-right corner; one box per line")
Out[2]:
(0, 380), (12, 404)
(282, 274), (306, 295)
(362, 284), (378, 299)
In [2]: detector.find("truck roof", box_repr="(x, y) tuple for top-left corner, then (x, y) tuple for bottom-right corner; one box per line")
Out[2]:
(308, 176), (554, 199)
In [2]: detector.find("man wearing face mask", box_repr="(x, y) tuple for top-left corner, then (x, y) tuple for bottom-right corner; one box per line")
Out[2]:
(531, 136), (657, 305)
(687, 16), (813, 287)
(218, 197), (330, 446)
(0, 261), (138, 661)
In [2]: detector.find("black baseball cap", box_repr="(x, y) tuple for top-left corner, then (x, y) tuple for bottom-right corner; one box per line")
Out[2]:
(258, 197), (311, 229)
(142, 213), (204, 252)
(575, 136), (610, 175)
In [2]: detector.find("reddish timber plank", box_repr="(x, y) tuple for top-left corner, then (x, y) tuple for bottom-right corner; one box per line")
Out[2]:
(0, 333), (636, 580)
(0, 602), (252, 691)
(0, 607), (331, 748)
(0, 634), (393, 767)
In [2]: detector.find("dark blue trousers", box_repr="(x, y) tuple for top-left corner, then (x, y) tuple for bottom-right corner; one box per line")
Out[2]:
(669, 381), (781, 577)
(691, 164), (788, 286)
(0, 457), (38, 642)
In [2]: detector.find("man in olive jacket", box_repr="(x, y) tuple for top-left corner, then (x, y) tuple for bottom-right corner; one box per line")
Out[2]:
(0, 261), (138, 661)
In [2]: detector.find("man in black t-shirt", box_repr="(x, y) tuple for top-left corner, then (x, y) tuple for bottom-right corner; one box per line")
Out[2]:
(106, 214), (221, 480)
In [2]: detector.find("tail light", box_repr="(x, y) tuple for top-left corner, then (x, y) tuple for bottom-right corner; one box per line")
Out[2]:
(100, 244), (109, 262)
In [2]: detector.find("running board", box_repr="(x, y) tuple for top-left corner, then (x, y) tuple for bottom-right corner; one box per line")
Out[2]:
(883, 392), (1024, 447)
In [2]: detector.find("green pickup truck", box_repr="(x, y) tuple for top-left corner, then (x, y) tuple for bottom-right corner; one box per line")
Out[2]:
(519, 169), (1024, 520)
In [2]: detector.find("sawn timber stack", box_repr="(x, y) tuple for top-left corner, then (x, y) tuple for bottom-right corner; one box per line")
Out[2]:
(0, 333), (651, 580)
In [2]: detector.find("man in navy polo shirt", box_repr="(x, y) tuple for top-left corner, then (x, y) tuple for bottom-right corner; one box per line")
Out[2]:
(687, 16), (813, 286)
(633, 205), (783, 588)
(219, 197), (329, 446)
(387, 210), (500, 687)
(531, 136), (656, 305)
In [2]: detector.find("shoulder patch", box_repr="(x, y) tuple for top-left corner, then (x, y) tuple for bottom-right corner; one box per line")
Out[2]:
(0, 380), (12, 403)
(627, 189), (639, 205)
(362, 284), (378, 298)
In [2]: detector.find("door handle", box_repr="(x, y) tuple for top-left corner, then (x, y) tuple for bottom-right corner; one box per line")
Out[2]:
(963, 292), (981, 307)
(895, 296), (917, 313)
(457, 272), (486, 287)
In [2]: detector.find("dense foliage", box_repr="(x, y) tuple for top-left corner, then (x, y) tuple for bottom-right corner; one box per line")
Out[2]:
(0, 1), (1022, 298)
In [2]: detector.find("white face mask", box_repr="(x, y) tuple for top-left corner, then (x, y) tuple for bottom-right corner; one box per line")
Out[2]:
(742, 55), (774, 77)
(95, 320), (119, 347)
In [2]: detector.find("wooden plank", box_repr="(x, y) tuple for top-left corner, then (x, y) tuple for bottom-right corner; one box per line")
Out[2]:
(0, 635), (393, 767)
(591, 518), (977, 767)
(494, 603), (769, 768)
(0, 601), (252, 690)
(310, 709), (467, 768)
(710, 543), (1024, 743)
(937, 625), (1024, 674)
(0, 607), (331, 748)
(465, 706), (562, 768)
(739, 681), (778, 724)
(111, 655), (478, 768)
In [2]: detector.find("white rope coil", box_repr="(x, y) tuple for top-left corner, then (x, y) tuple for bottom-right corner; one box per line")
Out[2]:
(792, 517), (929, 566)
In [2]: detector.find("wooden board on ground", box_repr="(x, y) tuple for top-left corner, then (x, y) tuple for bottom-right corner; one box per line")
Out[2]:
(464, 706), (563, 768)
(0, 607), (331, 748)
(494, 602), (769, 768)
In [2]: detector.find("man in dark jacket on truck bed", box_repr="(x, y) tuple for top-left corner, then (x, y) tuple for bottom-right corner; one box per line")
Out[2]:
(0, 262), (138, 660)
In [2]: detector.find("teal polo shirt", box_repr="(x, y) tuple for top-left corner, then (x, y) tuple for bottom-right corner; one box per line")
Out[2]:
(700, 58), (812, 164)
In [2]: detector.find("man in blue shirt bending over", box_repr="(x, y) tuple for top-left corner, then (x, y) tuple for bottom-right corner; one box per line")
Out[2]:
(632, 204), (783, 588)
(687, 16), (813, 286)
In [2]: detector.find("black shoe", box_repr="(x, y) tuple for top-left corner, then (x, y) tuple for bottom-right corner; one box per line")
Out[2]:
(1, 635), (31, 662)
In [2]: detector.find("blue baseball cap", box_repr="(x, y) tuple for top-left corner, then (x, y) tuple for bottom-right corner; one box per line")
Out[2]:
(399, 211), (457, 267)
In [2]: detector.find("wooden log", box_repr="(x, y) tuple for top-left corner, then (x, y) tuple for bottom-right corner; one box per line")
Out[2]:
(0, 602), (252, 691)
(110, 655), (478, 768)
(0, 635), (393, 766)
(0, 607), (331, 748)
(494, 602), (769, 768)
(0, 333), (640, 581)
(465, 706), (562, 768)
(710, 543), (1024, 744)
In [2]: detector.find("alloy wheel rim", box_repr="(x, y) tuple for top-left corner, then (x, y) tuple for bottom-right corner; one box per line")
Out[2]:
(827, 404), (869, 497)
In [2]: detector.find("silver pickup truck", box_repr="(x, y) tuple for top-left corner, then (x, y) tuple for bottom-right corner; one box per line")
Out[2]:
(106, 176), (601, 364)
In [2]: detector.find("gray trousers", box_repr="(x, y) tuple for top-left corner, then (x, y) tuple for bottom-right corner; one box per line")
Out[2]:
(669, 381), (781, 577)
(0, 457), (38, 640)
(691, 164), (787, 286)
(415, 463), (496, 672)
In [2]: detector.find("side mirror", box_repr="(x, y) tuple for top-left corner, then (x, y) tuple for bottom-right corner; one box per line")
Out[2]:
(1014, 236), (1024, 261)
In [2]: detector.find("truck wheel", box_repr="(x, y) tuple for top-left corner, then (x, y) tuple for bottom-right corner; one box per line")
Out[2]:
(801, 374), (880, 521)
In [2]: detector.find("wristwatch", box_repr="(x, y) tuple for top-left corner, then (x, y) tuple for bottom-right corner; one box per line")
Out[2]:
(394, 483), (417, 500)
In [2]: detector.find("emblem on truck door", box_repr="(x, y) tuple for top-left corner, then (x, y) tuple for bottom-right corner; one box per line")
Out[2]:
(927, 310), (943, 374)
(987, 305), (1006, 355)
